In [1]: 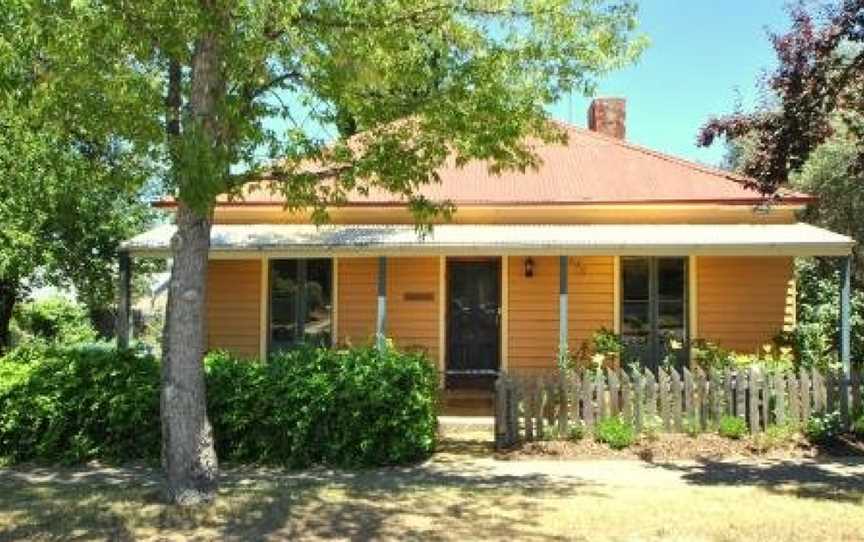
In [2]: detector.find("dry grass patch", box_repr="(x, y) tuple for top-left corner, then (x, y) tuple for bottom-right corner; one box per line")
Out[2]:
(1, 456), (863, 541)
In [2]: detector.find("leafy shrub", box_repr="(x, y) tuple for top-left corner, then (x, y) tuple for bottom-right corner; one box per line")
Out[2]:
(568, 422), (585, 442)
(0, 343), (438, 468)
(0, 343), (160, 463)
(691, 340), (734, 371)
(642, 414), (663, 441)
(594, 416), (635, 450)
(205, 345), (438, 468)
(804, 411), (843, 444)
(752, 424), (796, 453)
(13, 297), (98, 345)
(790, 259), (864, 370)
(852, 414), (864, 438)
(683, 414), (702, 438)
(718, 416), (748, 440)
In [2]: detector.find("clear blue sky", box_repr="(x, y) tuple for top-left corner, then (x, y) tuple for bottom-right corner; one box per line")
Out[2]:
(549, 0), (790, 167)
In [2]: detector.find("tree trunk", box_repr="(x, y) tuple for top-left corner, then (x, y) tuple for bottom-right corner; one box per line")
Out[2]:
(0, 279), (18, 353)
(160, 27), (225, 505)
(161, 203), (218, 504)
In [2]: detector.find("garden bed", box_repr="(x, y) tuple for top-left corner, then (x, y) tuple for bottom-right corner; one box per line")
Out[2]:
(500, 433), (864, 462)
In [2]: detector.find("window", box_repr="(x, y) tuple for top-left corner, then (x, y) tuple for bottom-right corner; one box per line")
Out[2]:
(269, 259), (333, 353)
(620, 257), (687, 370)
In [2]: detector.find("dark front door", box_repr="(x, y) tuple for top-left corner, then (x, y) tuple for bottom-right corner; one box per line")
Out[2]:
(446, 259), (501, 389)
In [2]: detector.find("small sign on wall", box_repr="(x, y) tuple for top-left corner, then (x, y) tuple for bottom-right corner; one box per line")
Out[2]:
(404, 292), (435, 302)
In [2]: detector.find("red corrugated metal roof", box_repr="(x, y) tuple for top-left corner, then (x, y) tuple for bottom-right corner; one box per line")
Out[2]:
(159, 120), (813, 207)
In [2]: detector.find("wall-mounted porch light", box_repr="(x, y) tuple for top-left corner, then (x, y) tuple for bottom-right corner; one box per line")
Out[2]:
(524, 257), (535, 278)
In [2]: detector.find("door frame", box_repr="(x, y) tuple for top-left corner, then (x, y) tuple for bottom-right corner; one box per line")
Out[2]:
(444, 256), (503, 382)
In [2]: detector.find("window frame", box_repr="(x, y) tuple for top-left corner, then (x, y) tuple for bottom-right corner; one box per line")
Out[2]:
(267, 258), (334, 355)
(619, 256), (689, 369)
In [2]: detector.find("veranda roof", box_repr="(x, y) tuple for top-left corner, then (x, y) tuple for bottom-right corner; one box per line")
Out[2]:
(124, 223), (853, 258)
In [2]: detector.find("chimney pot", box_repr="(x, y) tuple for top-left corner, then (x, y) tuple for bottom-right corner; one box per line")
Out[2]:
(588, 98), (626, 139)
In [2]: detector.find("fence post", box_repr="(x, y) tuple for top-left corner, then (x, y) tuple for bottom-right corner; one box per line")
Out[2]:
(608, 368), (620, 417)
(596, 371), (608, 421)
(582, 371), (594, 429)
(644, 368), (657, 422)
(558, 373), (569, 438)
(570, 372), (582, 427)
(774, 372), (786, 427)
(748, 367), (760, 433)
(632, 368), (644, 432)
(670, 368), (683, 431)
(800, 369), (811, 422)
(787, 372), (800, 427)
(620, 370), (632, 423)
(659, 368), (671, 430)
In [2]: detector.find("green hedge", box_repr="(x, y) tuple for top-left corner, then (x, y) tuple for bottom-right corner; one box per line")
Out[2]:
(0, 344), (438, 467)
(0, 343), (161, 463)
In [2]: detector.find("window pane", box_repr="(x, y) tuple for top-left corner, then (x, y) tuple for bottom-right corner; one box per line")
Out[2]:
(622, 301), (650, 335)
(658, 300), (685, 330)
(271, 260), (299, 351)
(622, 258), (649, 301)
(303, 259), (332, 346)
(657, 258), (685, 299)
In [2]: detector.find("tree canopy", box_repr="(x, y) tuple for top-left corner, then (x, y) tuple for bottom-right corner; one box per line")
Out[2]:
(698, 0), (863, 197)
(5, 0), (647, 503)
(0, 8), (155, 348)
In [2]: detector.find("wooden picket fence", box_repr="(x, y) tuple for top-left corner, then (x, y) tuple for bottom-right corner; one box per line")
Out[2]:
(494, 366), (863, 449)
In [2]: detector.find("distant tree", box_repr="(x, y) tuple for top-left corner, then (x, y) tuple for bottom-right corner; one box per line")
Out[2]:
(698, 0), (863, 197)
(0, 104), (153, 350)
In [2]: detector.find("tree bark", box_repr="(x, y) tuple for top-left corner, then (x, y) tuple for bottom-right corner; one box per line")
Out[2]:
(160, 27), (224, 505)
(161, 202), (218, 504)
(0, 279), (18, 353)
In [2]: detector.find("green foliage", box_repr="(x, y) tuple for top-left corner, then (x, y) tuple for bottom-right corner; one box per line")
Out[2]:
(683, 414), (701, 438)
(0, 343), (161, 463)
(718, 416), (748, 440)
(852, 414), (864, 438)
(594, 416), (636, 450)
(788, 259), (864, 370)
(206, 345), (438, 468)
(0, 343), (439, 467)
(568, 422), (586, 442)
(691, 340), (735, 372)
(752, 424), (796, 453)
(804, 411), (843, 444)
(12, 298), (98, 345)
(641, 414), (663, 441)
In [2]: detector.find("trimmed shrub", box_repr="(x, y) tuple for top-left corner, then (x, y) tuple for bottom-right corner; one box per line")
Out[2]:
(0, 343), (438, 467)
(718, 416), (747, 440)
(594, 416), (635, 450)
(205, 346), (438, 468)
(0, 343), (160, 463)
(12, 297), (98, 345)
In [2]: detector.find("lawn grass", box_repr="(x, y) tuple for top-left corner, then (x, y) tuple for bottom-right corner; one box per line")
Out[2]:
(2, 461), (863, 541)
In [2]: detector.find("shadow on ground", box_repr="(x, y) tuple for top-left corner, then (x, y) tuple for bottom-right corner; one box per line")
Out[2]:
(648, 456), (864, 504)
(0, 445), (602, 541)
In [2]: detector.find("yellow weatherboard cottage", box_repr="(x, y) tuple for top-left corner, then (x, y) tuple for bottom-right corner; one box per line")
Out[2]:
(123, 98), (854, 390)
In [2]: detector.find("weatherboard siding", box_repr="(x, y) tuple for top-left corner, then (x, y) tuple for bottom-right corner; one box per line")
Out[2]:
(506, 256), (615, 372)
(205, 259), (262, 358)
(696, 256), (796, 353)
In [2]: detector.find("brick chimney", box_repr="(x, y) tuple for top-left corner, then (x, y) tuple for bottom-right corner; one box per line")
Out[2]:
(587, 98), (626, 139)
